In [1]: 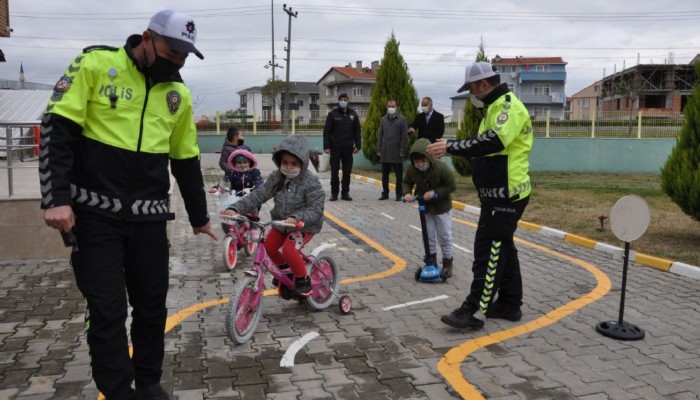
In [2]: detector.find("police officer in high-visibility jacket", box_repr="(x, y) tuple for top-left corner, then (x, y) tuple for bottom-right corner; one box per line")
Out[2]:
(427, 61), (533, 331)
(39, 9), (216, 400)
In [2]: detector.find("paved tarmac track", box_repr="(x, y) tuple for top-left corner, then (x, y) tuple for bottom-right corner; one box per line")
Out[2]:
(0, 164), (699, 399)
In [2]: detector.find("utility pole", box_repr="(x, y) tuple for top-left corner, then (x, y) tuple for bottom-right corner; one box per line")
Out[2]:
(265, 0), (282, 124)
(282, 4), (298, 131)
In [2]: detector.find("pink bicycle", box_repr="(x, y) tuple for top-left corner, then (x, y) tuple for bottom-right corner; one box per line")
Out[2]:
(220, 213), (352, 344)
(209, 184), (257, 271)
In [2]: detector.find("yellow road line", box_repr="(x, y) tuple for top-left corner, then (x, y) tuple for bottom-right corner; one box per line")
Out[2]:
(98, 203), (608, 400)
(440, 217), (612, 399)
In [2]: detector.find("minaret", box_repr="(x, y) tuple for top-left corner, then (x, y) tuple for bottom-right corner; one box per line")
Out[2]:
(19, 62), (25, 89)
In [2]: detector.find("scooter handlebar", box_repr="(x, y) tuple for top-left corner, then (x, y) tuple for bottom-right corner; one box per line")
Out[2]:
(403, 193), (439, 203)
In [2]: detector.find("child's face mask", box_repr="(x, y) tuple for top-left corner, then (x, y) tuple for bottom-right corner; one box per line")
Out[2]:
(413, 157), (430, 172)
(236, 161), (251, 172)
(281, 166), (301, 178)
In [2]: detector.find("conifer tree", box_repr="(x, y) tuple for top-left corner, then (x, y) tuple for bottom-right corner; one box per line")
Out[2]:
(660, 61), (700, 221)
(453, 38), (488, 177)
(362, 33), (419, 164)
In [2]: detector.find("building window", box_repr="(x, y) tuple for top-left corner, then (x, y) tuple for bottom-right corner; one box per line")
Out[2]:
(240, 94), (247, 107)
(533, 84), (551, 95)
(532, 106), (550, 119)
(310, 95), (318, 105)
(325, 88), (331, 96)
(535, 65), (549, 72)
(352, 87), (363, 97)
(298, 100), (304, 107)
(582, 99), (590, 108)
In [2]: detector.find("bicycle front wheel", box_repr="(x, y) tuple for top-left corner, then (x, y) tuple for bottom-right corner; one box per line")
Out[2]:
(307, 255), (340, 311)
(243, 230), (258, 257)
(226, 275), (263, 344)
(223, 236), (239, 271)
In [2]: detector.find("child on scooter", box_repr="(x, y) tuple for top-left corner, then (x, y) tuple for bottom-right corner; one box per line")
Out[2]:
(402, 138), (457, 277)
(223, 135), (324, 297)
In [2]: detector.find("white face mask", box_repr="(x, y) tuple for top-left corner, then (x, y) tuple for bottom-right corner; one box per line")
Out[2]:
(280, 166), (301, 179)
(387, 107), (396, 115)
(416, 165), (429, 172)
(338, 101), (348, 108)
(470, 94), (485, 109)
(421, 105), (430, 113)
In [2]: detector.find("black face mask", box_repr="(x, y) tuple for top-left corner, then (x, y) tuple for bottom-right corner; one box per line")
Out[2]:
(146, 39), (182, 83)
(237, 139), (244, 146)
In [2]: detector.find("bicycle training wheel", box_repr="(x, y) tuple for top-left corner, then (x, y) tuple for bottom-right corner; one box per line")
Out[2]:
(225, 275), (262, 344)
(223, 236), (239, 271)
(306, 255), (340, 311)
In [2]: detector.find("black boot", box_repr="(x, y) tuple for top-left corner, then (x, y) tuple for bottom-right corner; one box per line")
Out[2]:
(294, 275), (312, 297)
(442, 257), (453, 278)
(424, 253), (437, 267)
(440, 303), (484, 330)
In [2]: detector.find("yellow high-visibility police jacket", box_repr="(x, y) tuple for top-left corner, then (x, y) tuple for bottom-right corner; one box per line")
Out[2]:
(446, 83), (533, 203)
(39, 35), (209, 226)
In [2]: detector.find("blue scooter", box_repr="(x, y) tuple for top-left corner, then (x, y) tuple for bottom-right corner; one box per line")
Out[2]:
(405, 194), (448, 283)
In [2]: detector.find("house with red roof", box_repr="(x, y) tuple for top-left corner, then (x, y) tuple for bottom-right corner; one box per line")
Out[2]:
(316, 60), (379, 120)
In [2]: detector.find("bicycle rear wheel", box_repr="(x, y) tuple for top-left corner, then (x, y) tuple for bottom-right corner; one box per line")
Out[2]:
(226, 275), (262, 344)
(306, 255), (340, 311)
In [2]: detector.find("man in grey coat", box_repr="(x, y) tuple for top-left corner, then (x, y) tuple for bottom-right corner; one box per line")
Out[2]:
(377, 99), (408, 201)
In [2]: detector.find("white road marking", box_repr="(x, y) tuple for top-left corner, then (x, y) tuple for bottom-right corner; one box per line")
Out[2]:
(381, 213), (395, 220)
(410, 225), (422, 232)
(280, 332), (319, 367)
(382, 295), (449, 311)
(454, 243), (472, 253)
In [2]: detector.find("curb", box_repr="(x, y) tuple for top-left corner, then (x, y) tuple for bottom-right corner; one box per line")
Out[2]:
(351, 173), (700, 280)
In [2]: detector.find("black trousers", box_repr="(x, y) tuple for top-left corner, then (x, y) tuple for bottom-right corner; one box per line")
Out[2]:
(71, 211), (169, 399)
(465, 196), (529, 314)
(329, 147), (354, 196)
(381, 162), (403, 197)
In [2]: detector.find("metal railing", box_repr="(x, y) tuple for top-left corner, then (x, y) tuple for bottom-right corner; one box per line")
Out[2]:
(1, 121), (40, 197)
(196, 109), (683, 139)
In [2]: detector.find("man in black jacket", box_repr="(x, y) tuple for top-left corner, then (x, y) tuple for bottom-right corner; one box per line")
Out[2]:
(323, 93), (362, 201)
(408, 96), (445, 143)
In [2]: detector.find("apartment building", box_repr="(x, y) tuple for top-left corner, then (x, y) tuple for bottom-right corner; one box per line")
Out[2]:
(491, 55), (568, 120)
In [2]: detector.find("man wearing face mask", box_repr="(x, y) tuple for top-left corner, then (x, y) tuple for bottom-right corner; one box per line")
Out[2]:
(408, 96), (445, 143)
(376, 99), (408, 201)
(323, 93), (362, 201)
(39, 9), (216, 399)
(427, 61), (532, 331)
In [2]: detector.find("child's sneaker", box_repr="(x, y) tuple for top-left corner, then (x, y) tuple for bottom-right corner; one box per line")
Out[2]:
(293, 276), (312, 297)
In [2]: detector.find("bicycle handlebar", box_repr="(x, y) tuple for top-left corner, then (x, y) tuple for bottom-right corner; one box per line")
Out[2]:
(219, 213), (304, 229)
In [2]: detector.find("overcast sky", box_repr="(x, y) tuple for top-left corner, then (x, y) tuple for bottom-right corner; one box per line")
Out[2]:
(1, 1), (699, 117)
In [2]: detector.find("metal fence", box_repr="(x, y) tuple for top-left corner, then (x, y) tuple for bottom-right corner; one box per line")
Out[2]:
(197, 109), (684, 139)
(1, 121), (41, 197)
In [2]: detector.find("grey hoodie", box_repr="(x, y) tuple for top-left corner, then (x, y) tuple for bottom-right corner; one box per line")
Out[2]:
(230, 135), (325, 234)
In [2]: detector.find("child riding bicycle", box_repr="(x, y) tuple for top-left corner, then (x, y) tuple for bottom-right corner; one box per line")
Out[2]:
(223, 135), (324, 297)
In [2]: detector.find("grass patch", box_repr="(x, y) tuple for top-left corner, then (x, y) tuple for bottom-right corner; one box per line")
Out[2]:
(354, 169), (700, 267)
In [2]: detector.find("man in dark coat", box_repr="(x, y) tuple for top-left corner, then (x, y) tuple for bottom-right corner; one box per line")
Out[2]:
(323, 93), (362, 201)
(377, 99), (408, 201)
(408, 96), (445, 143)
